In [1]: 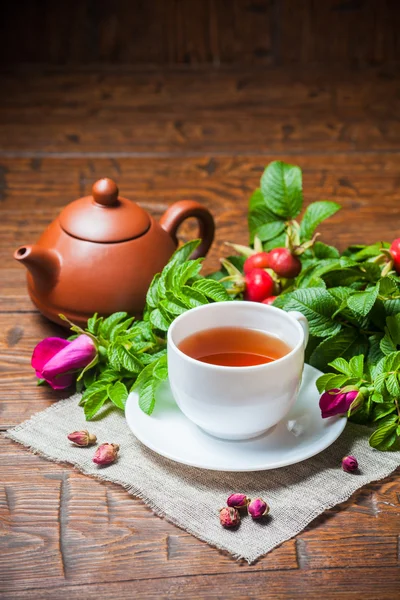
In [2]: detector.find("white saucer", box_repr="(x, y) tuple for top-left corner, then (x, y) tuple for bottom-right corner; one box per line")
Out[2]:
(125, 364), (346, 472)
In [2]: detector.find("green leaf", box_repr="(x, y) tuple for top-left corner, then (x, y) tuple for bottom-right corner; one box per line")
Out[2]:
(386, 314), (400, 345)
(192, 278), (231, 302)
(385, 373), (400, 396)
(133, 360), (156, 390)
(349, 355), (364, 378)
(97, 369), (120, 383)
(262, 232), (287, 252)
(84, 387), (108, 420)
(300, 201), (341, 241)
(179, 286), (209, 308)
(282, 288), (341, 338)
(383, 351), (400, 372)
(374, 373), (388, 393)
(316, 373), (338, 394)
(328, 357), (352, 376)
(169, 239), (201, 267)
(109, 317), (135, 342)
(159, 298), (187, 317)
(107, 344), (121, 370)
(117, 346), (143, 373)
(138, 378), (156, 415)
(384, 298), (400, 316)
(146, 273), (161, 308)
(309, 329), (359, 371)
(371, 391), (384, 404)
(99, 312), (129, 339)
(87, 313), (100, 334)
(153, 355), (168, 381)
(248, 188), (281, 241)
(316, 372), (353, 393)
(347, 284), (379, 317)
(380, 333), (397, 356)
(313, 241), (340, 259)
(173, 259), (203, 288)
(108, 381), (128, 410)
(149, 308), (170, 332)
(255, 221), (286, 242)
(369, 417), (398, 449)
(260, 161), (303, 219)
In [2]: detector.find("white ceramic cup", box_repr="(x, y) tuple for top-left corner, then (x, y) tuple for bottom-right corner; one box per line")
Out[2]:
(167, 301), (309, 441)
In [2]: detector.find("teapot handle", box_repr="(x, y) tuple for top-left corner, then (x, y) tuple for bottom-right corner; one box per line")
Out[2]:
(159, 200), (215, 259)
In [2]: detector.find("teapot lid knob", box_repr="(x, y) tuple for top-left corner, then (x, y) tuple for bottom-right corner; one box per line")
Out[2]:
(92, 178), (119, 207)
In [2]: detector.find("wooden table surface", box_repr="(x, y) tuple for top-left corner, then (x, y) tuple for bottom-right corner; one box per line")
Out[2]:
(1, 66), (400, 599)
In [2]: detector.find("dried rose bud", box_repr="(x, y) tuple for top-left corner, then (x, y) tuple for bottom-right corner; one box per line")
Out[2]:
(227, 493), (250, 509)
(219, 507), (240, 528)
(248, 497), (270, 520)
(342, 455), (358, 473)
(93, 443), (120, 466)
(67, 430), (97, 447)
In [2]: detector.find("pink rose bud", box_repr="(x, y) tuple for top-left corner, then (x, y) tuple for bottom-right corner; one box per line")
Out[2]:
(248, 497), (270, 520)
(67, 430), (97, 447)
(227, 493), (250, 509)
(219, 507), (240, 528)
(319, 388), (359, 418)
(342, 455), (358, 473)
(31, 334), (97, 390)
(93, 443), (120, 466)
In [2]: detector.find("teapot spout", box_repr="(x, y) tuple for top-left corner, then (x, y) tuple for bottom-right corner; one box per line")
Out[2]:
(14, 245), (60, 287)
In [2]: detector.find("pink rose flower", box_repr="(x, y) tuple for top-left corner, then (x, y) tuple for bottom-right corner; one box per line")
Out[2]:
(31, 334), (97, 389)
(319, 388), (359, 418)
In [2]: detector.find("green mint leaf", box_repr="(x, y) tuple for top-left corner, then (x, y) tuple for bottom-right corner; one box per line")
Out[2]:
(159, 298), (187, 317)
(107, 344), (121, 370)
(373, 372), (387, 393)
(138, 378), (156, 415)
(347, 284), (379, 317)
(260, 161), (303, 219)
(99, 312), (129, 339)
(108, 381), (128, 410)
(328, 357), (352, 376)
(300, 201), (341, 241)
(108, 317), (135, 342)
(179, 286), (208, 309)
(369, 417), (398, 449)
(192, 278), (231, 302)
(169, 239), (201, 267)
(349, 355), (364, 378)
(255, 221), (286, 242)
(149, 308), (170, 332)
(84, 387), (108, 420)
(133, 360), (156, 391)
(173, 259), (203, 288)
(97, 369), (120, 383)
(117, 346), (143, 373)
(313, 242), (340, 259)
(153, 355), (168, 381)
(87, 313), (100, 334)
(146, 273), (161, 309)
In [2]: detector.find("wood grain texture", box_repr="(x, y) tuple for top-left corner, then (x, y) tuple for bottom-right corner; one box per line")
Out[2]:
(0, 68), (400, 154)
(1, 0), (399, 67)
(1, 67), (400, 598)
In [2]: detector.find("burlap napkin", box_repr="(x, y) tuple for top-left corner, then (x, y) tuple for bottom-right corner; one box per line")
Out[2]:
(6, 395), (400, 563)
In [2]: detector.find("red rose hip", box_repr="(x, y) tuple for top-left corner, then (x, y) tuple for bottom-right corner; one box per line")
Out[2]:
(244, 269), (274, 302)
(267, 247), (301, 279)
(243, 252), (270, 274)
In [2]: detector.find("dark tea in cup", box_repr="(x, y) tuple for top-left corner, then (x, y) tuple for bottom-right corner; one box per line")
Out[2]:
(178, 326), (291, 367)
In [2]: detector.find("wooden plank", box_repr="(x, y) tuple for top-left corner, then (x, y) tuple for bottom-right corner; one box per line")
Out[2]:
(1, 437), (399, 594)
(0, 438), (298, 593)
(0, 69), (400, 153)
(3, 568), (400, 599)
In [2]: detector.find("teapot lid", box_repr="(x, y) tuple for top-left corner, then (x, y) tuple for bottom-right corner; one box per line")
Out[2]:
(59, 178), (150, 243)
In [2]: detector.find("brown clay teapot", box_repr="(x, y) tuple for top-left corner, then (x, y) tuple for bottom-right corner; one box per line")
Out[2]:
(14, 178), (214, 328)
